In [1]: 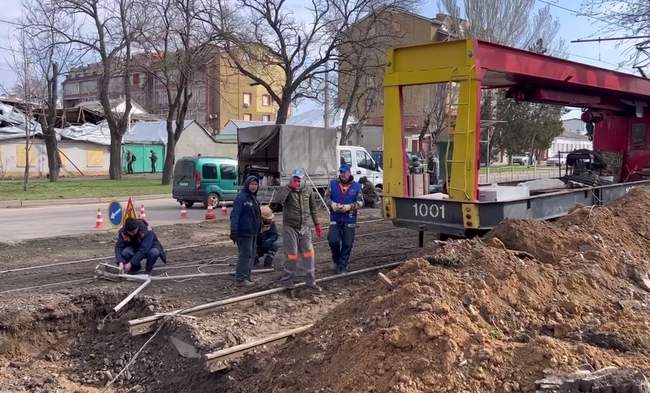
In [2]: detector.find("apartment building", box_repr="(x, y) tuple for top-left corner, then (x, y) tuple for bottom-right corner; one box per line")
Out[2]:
(62, 50), (281, 133)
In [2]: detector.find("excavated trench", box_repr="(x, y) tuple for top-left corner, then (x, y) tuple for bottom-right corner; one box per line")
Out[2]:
(0, 290), (222, 393)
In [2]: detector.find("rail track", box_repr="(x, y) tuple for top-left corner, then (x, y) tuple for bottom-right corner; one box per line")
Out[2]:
(0, 224), (410, 295)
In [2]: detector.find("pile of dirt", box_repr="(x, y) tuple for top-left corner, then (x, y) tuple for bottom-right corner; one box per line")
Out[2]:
(220, 188), (650, 393)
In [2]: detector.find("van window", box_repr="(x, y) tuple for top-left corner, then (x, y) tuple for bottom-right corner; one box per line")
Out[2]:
(202, 164), (218, 179)
(340, 150), (352, 166)
(356, 150), (374, 170)
(174, 160), (194, 178)
(220, 164), (237, 180)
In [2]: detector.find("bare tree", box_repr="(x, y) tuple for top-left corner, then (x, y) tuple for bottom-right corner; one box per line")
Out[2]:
(418, 83), (451, 148)
(38, 0), (147, 180)
(204, 0), (415, 125)
(22, 0), (81, 182)
(135, 0), (216, 185)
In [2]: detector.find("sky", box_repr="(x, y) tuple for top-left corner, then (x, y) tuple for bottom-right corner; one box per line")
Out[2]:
(0, 0), (643, 116)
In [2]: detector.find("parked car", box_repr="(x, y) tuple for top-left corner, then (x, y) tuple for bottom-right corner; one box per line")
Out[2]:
(546, 153), (567, 166)
(511, 154), (530, 166)
(172, 156), (238, 208)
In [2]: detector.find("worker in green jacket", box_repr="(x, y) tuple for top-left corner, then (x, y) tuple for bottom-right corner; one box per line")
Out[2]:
(273, 169), (322, 291)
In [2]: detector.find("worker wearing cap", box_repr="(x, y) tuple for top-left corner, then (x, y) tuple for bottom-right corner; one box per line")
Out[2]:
(256, 205), (280, 267)
(115, 217), (167, 274)
(325, 164), (363, 274)
(273, 169), (322, 291)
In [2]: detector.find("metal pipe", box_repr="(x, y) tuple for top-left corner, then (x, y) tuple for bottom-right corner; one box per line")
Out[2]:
(114, 278), (151, 312)
(204, 324), (313, 364)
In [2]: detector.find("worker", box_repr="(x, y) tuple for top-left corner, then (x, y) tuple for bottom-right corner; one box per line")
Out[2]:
(357, 176), (377, 208)
(255, 205), (280, 267)
(273, 169), (322, 291)
(126, 150), (135, 174)
(230, 175), (261, 286)
(150, 150), (157, 174)
(115, 217), (167, 274)
(325, 164), (363, 274)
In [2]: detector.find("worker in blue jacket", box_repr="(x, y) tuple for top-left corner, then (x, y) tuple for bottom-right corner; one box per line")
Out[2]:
(325, 164), (363, 274)
(115, 218), (166, 274)
(230, 175), (261, 286)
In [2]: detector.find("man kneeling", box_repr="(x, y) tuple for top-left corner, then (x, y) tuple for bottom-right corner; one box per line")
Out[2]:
(115, 218), (166, 274)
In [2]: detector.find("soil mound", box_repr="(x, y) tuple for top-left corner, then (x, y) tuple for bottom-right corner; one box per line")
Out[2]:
(221, 188), (650, 393)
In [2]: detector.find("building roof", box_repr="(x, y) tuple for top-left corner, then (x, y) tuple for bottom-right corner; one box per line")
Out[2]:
(222, 120), (273, 135)
(287, 108), (356, 128)
(74, 99), (160, 121)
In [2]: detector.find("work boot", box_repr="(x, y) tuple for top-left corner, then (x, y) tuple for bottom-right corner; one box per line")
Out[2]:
(279, 278), (295, 289)
(305, 283), (322, 292)
(236, 280), (254, 287)
(263, 255), (274, 268)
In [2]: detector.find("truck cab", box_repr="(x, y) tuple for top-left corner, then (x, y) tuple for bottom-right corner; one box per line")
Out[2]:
(337, 145), (383, 190)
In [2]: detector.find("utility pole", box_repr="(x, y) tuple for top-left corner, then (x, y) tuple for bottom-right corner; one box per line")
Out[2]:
(323, 63), (330, 129)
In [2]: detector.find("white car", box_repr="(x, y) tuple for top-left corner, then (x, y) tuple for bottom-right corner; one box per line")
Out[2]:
(546, 154), (566, 166)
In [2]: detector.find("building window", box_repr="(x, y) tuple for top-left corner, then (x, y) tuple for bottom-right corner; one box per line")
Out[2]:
(262, 114), (271, 122)
(631, 123), (646, 149)
(243, 93), (252, 107)
(262, 94), (271, 106)
(132, 73), (140, 86)
(243, 113), (252, 121)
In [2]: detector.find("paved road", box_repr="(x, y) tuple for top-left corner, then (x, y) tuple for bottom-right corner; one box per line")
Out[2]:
(0, 197), (226, 242)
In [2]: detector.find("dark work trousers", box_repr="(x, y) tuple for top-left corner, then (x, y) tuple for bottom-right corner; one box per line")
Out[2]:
(327, 222), (356, 273)
(151, 160), (156, 173)
(120, 246), (161, 273)
(127, 162), (133, 174)
(236, 235), (257, 282)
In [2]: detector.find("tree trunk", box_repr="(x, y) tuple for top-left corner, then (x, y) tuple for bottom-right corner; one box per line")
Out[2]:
(275, 93), (292, 124)
(44, 130), (59, 181)
(109, 133), (123, 180)
(162, 122), (176, 185)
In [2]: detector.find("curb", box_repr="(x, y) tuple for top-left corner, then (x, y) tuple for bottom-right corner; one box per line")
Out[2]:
(0, 194), (171, 209)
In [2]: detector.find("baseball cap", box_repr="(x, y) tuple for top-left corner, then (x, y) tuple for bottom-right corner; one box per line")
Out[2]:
(339, 164), (351, 173)
(291, 169), (305, 178)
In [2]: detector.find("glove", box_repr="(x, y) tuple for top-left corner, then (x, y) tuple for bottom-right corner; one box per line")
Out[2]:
(341, 204), (352, 212)
(315, 224), (322, 239)
(288, 180), (299, 191)
(229, 233), (238, 244)
(331, 202), (340, 212)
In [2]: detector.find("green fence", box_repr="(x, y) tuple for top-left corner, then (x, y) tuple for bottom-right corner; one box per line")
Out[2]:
(122, 144), (165, 174)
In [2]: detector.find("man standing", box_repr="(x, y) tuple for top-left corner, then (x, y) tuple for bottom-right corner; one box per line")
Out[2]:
(115, 217), (167, 273)
(150, 150), (157, 174)
(326, 164), (363, 274)
(126, 150), (135, 174)
(230, 176), (261, 286)
(273, 169), (322, 291)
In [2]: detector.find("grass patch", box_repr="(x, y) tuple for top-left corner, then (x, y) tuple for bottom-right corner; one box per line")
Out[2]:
(0, 178), (170, 201)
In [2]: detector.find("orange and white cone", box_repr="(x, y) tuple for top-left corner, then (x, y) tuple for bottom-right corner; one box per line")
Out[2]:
(140, 204), (146, 219)
(221, 205), (228, 217)
(205, 198), (216, 220)
(95, 208), (105, 229)
(180, 204), (188, 219)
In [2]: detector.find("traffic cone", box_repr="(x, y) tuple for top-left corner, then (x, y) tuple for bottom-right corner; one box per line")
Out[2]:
(95, 208), (105, 229)
(221, 205), (228, 217)
(205, 198), (216, 220)
(180, 204), (188, 219)
(140, 204), (146, 219)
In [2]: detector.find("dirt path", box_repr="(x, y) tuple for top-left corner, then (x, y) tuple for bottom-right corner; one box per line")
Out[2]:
(0, 208), (434, 393)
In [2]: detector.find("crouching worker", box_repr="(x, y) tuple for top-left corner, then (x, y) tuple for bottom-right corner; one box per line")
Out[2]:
(115, 218), (166, 274)
(256, 205), (279, 267)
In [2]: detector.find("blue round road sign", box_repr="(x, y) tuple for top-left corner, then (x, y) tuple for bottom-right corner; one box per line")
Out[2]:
(108, 201), (123, 226)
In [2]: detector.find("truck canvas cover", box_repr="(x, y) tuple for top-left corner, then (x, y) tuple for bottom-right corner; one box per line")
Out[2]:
(238, 125), (337, 185)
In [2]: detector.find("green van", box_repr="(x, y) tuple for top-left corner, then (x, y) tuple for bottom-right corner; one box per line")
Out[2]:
(172, 156), (239, 208)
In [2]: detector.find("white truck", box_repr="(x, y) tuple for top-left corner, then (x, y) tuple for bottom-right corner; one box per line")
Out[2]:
(237, 125), (382, 203)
